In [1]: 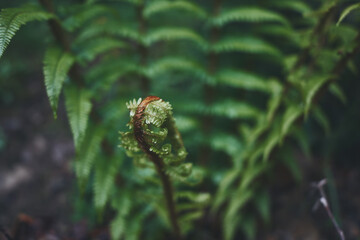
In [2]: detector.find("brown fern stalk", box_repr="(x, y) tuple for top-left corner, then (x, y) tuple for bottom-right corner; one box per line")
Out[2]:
(133, 96), (181, 240)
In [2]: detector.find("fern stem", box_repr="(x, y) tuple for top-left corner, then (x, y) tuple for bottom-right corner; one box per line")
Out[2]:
(133, 96), (181, 240)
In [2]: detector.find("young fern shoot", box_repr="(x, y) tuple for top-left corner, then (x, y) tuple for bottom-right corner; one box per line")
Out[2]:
(120, 96), (190, 239)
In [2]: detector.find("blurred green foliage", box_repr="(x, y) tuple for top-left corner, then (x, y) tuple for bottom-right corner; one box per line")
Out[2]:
(1, 0), (360, 239)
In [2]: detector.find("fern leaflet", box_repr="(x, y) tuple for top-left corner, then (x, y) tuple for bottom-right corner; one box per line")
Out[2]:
(0, 5), (53, 58)
(43, 47), (75, 118)
(65, 87), (92, 151)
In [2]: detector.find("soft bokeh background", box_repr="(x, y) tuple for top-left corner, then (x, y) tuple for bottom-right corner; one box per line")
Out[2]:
(1, 0), (360, 239)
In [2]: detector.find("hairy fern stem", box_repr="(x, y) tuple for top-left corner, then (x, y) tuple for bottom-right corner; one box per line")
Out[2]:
(133, 96), (181, 239)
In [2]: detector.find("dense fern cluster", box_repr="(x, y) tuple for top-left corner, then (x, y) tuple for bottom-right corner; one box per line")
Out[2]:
(1, 0), (360, 239)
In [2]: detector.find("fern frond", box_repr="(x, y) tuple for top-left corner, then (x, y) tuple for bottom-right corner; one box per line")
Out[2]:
(75, 37), (125, 62)
(216, 70), (270, 92)
(280, 104), (303, 141)
(75, 126), (104, 189)
(65, 87), (92, 151)
(43, 47), (75, 118)
(144, 28), (206, 47)
(0, 5), (53, 58)
(210, 7), (288, 27)
(144, 1), (206, 19)
(75, 23), (141, 44)
(224, 189), (253, 240)
(210, 100), (261, 120)
(337, 2), (360, 26)
(272, 0), (312, 15)
(303, 75), (333, 116)
(111, 195), (131, 240)
(211, 37), (281, 56)
(63, 4), (114, 31)
(210, 133), (242, 158)
(148, 57), (215, 85)
(94, 156), (120, 214)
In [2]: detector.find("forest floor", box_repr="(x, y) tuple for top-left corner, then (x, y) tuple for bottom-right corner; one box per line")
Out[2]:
(0, 74), (359, 240)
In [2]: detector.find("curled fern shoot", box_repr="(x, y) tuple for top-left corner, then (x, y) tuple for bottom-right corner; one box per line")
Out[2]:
(120, 96), (190, 239)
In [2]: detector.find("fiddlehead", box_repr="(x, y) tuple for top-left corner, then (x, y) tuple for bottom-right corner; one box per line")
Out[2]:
(120, 96), (190, 239)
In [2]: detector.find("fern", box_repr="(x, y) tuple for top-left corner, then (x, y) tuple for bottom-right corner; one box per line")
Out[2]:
(337, 2), (360, 26)
(144, 27), (206, 47)
(0, 5), (53, 58)
(211, 37), (281, 56)
(148, 57), (215, 84)
(43, 47), (75, 118)
(63, 4), (114, 31)
(216, 70), (270, 92)
(210, 7), (289, 27)
(75, 37), (125, 62)
(144, 1), (207, 19)
(75, 126), (104, 190)
(65, 87), (92, 151)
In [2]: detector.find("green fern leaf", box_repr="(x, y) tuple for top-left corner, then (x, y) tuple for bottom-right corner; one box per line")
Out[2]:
(304, 75), (333, 116)
(216, 70), (270, 92)
(75, 37), (125, 62)
(43, 47), (75, 118)
(145, 28), (206, 47)
(144, 1), (207, 19)
(63, 4), (113, 31)
(313, 106), (331, 135)
(210, 100), (261, 120)
(272, 0), (312, 15)
(0, 6), (53, 58)
(65, 87), (92, 151)
(281, 104), (303, 140)
(210, 7), (288, 27)
(224, 189), (253, 240)
(329, 83), (346, 104)
(148, 57), (215, 84)
(211, 37), (281, 56)
(337, 2), (360, 26)
(94, 157), (120, 214)
(75, 126), (104, 189)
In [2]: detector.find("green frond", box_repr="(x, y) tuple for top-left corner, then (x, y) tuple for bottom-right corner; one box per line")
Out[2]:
(337, 3), (360, 26)
(75, 37), (125, 62)
(210, 7), (289, 27)
(144, 1), (207, 19)
(281, 104), (303, 141)
(148, 58), (215, 85)
(211, 37), (281, 56)
(63, 4), (113, 31)
(272, 0), (312, 15)
(224, 189), (253, 240)
(210, 100), (261, 120)
(329, 83), (346, 104)
(209, 133), (242, 158)
(0, 5), (53, 58)
(75, 23), (141, 44)
(312, 106), (331, 136)
(303, 75), (333, 116)
(175, 191), (210, 204)
(216, 69), (270, 92)
(263, 124), (281, 161)
(43, 47), (75, 118)
(111, 196), (131, 240)
(75, 126), (105, 189)
(212, 169), (241, 211)
(94, 157), (120, 214)
(65, 87), (92, 151)
(144, 28), (206, 47)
